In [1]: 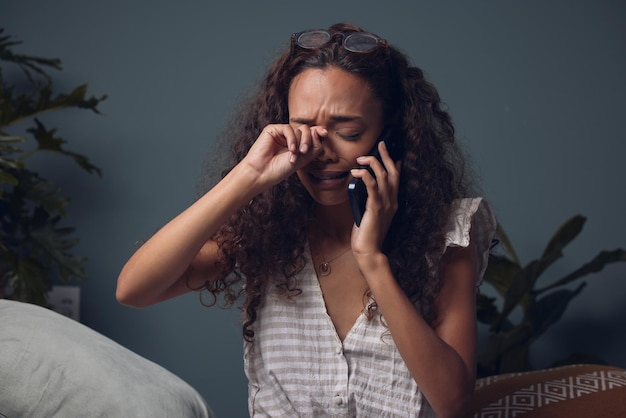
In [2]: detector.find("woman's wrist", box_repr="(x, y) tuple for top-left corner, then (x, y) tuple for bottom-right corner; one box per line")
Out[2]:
(226, 161), (269, 202)
(356, 252), (392, 283)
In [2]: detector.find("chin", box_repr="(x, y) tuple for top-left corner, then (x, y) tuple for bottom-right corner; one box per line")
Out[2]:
(310, 192), (350, 208)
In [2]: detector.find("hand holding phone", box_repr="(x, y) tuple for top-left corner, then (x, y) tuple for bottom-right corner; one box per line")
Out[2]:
(348, 126), (400, 226)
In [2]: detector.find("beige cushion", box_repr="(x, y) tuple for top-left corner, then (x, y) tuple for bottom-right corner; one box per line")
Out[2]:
(0, 300), (214, 418)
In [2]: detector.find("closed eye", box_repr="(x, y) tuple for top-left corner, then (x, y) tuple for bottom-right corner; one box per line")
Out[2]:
(336, 131), (361, 141)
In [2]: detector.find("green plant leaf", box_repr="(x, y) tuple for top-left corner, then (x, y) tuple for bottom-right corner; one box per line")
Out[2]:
(29, 118), (66, 152)
(1, 28), (100, 307)
(477, 214), (626, 376)
(27, 118), (103, 177)
(483, 253), (521, 298)
(476, 292), (499, 324)
(29, 216), (87, 281)
(0, 28), (62, 82)
(535, 249), (626, 294)
(7, 167), (70, 217)
(0, 135), (25, 163)
(1, 79), (106, 128)
(500, 322), (534, 353)
(498, 343), (530, 375)
(0, 156), (24, 171)
(477, 333), (506, 376)
(527, 282), (586, 339)
(541, 215), (586, 264)
(0, 134), (26, 144)
(490, 260), (542, 332)
(479, 323), (534, 375)
(10, 257), (50, 305)
(494, 222), (520, 265)
(0, 169), (18, 186)
(492, 216), (589, 326)
(0, 249), (17, 274)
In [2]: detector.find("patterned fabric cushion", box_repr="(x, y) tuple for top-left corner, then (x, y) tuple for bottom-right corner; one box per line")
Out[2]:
(470, 364), (626, 417)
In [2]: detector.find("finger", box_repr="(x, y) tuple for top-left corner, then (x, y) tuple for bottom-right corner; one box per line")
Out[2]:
(287, 125), (322, 165)
(354, 150), (397, 212)
(379, 141), (398, 175)
(282, 125), (299, 153)
(291, 128), (304, 163)
(291, 125), (310, 154)
(271, 125), (299, 163)
(263, 124), (289, 148)
(286, 125), (313, 164)
(264, 124), (285, 138)
(351, 166), (380, 204)
(309, 126), (326, 156)
(375, 141), (401, 198)
(295, 125), (313, 155)
(355, 151), (386, 183)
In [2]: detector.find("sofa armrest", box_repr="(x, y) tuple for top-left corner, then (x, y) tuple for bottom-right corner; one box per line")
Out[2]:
(470, 364), (626, 417)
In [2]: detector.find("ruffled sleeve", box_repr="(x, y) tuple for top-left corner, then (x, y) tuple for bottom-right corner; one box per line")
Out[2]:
(441, 197), (497, 285)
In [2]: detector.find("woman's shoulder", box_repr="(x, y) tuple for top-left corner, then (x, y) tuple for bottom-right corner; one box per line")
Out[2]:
(444, 198), (496, 243)
(441, 197), (497, 280)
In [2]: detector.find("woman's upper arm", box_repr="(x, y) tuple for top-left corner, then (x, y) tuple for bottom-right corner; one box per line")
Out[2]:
(117, 238), (225, 307)
(158, 239), (226, 302)
(433, 238), (481, 382)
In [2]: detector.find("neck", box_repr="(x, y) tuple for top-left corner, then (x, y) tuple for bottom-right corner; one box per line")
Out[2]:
(312, 202), (354, 244)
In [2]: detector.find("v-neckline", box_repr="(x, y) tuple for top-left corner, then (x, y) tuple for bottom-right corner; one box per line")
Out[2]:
(304, 245), (374, 344)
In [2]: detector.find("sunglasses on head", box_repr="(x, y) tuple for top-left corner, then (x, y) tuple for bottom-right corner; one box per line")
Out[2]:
(291, 29), (388, 53)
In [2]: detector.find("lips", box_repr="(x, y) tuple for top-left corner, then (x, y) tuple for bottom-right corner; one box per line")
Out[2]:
(308, 170), (350, 181)
(304, 170), (352, 191)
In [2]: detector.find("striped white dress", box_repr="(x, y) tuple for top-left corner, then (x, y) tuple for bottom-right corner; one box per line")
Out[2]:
(244, 198), (496, 417)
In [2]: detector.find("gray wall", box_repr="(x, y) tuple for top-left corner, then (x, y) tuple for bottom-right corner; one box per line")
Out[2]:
(3, 1), (625, 416)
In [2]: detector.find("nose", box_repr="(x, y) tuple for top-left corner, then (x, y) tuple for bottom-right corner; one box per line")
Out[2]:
(315, 129), (338, 163)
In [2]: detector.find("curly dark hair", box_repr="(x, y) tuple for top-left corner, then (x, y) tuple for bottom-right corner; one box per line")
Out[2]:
(199, 22), (473, 342)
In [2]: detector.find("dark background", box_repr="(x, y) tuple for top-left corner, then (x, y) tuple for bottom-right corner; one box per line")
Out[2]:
(3, 2), (625, 416)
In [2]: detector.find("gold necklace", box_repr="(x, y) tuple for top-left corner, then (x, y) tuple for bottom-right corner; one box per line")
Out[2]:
(309, 207), (352, 276)
(317, 244), (352, 276)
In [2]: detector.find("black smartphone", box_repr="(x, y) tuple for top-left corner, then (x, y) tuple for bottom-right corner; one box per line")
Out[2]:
(348, 126), (400, 226)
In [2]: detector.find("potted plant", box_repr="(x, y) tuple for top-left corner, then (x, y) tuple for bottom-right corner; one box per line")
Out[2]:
(0, 28), (106, 306)
(477, 215), (626, 377)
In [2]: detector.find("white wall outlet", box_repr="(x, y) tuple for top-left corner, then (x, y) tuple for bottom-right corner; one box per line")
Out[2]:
(47, 285), (81, 321)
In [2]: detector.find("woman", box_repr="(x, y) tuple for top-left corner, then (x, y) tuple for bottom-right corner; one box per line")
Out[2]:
(117, 22), (496, 417)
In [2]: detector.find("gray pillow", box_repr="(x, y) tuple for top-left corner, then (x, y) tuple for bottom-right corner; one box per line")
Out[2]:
(0, 299), (215, 418)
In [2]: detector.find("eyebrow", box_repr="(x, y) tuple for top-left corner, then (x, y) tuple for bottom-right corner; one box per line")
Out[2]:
(290, 115), (363, 124)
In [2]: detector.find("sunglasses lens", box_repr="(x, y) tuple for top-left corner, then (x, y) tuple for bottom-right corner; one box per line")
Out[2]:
(296, 30), (332, 49)
(343, 33), (380, 53)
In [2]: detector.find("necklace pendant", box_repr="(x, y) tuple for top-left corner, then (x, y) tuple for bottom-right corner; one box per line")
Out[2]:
(319, 262), (331, 276)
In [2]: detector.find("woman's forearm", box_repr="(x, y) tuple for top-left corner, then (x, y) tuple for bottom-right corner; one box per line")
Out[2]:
(116, 163), (264, 307)
(359, 252), (477, 418)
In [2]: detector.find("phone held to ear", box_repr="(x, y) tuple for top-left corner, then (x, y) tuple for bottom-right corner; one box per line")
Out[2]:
(348, 126), (401, 227)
